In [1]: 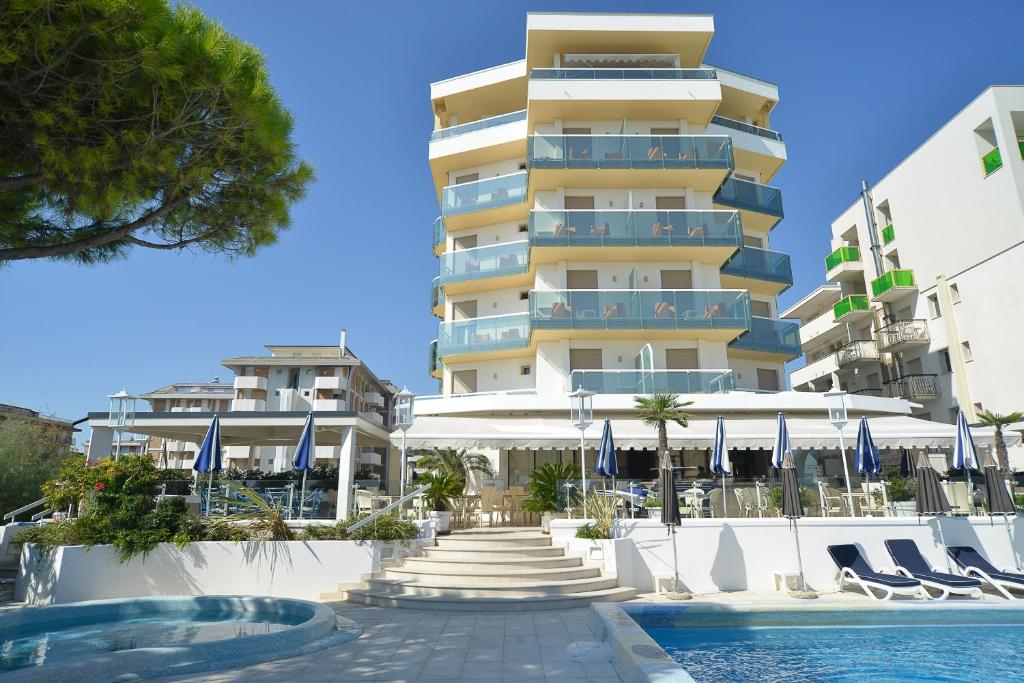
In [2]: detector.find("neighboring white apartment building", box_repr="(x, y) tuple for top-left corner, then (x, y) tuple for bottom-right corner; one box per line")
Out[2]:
(785, 86), (1024, 425)
(138, 381), (233, 468)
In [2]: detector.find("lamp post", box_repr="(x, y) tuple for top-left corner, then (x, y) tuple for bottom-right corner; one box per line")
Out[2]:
(824, 389), (856, 517)
(394, 387), (416, 501)
(107, 388), (137, 462)
(569, 388), (595, 519)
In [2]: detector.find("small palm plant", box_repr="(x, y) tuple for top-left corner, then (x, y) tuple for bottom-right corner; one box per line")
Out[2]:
(419, 470), (465, 512)
(415, 447), (494, 482)
(523, 462), (581, 513)
(635, 392), (693, 468)
(978, 409), (1024, 473)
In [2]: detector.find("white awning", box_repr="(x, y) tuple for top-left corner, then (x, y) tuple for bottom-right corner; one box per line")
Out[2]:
(394, 415), (1018, 451)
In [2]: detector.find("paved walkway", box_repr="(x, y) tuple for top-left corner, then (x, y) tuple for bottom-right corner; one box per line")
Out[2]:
(157, 601), (623, 682)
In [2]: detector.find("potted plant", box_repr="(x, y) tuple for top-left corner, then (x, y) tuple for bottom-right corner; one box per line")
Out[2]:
(644, 494), (662, 519)
(419, 470), (463, 533)
(523, 463), (580, 532)
(876, 474), (917, 516)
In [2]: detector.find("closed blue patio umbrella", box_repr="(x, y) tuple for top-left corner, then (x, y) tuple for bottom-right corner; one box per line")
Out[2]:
(710, 416), (731, 516)
(595, 418), (618, 498)
(771, 412), (790, 469)
(855, 417), (882, 512)
(953, 410), (980, 494)
(193, 415), (222, 515)
(292, 412), (315, 519)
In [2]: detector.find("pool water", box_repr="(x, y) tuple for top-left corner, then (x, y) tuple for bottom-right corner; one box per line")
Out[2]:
(0, 609), (306, 672)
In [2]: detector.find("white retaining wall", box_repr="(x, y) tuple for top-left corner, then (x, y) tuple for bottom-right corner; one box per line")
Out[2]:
(550, 517), (1024, 594)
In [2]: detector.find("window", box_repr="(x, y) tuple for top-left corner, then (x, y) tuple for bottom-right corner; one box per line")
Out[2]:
(974, 119), (1002, 176)
(287, 369), (300, 389)
(455, 172), (479, 185)
(961, 341), (973, 362)
(743, 235), (764, 248)
(751, 300), (772, 318)
(520, 365), (531, 376)
(666, 349), (699, 370)
(940, 350), (953, 373)
(569, 349), (602, 371)
(950, 283), (961, 303)
(928, 294), (941, 319)
(518, 224), (528, 233)
(756, 369), (780, 392)
(519, 291), (529, 301)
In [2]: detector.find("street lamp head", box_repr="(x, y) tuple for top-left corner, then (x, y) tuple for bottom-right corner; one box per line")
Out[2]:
(568, 388), (595, 430)
(823, 390), (848, 429)
(394, 386), (416, 431)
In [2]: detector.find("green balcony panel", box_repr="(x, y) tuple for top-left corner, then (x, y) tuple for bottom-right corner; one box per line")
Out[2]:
(529, 209), (742, 248)
(439, 241), (529, 285)
(721, 246), (793, 289)
(1018, 138), (1024, 159)
(570, 369), (735, 395)
(881, 224), (895, 245)
(871, 269), (916, 298)
(437, 314), (531, 357)
(528, 134), (733, 171)
(728, 317), (801, 358)
(982, 147), (1003, 175)
(833, 295), (870, 321)
(825, 246), (861, 272)
(530, 289), (751, 332)
(713, 176), (784, 219)
(441, 171), (528, 217)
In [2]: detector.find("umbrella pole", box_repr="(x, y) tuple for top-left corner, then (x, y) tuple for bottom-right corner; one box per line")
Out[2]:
(206, 471), (213, 516)
(793, 519), (807, 591)
(299, 470), (308, 520)
(722, 475), (728, 518)
(1006, 516), (1021, 573)
(935, 516), (953, 573)
(671, 523), (680, 591)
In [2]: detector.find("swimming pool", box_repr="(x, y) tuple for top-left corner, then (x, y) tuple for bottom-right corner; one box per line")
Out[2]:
(0, 595), (360, 681)
(626, 604), (1024, 682)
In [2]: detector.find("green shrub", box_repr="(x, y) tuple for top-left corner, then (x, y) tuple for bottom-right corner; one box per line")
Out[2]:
(766, 485), (814, 510)
(298, 521), (351, 541)
(0, 418), (68, 518)
(343, 513), (420, 544)
(523, 463), (581, 512)
(575, 523), (608, 540)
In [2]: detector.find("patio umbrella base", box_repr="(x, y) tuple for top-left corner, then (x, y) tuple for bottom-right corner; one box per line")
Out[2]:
(789, 589), (819, 600)
(665, 591), (692, 601)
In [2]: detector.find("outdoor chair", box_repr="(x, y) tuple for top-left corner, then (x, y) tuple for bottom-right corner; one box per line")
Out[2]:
(884, 539), (982, 600)
(708, 488), (723, 518)
(827, 544), (928, 601)
(355, 489), (375, 516)
(480, 486), (509, 526)
(947, 546), (1024, 600)
(818, 483), (843, 517)
(945, 482), (974, 515)
(681, 487), (705, 518)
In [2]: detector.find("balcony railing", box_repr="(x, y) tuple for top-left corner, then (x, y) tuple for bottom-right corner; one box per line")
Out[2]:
(835, 340), (879, 367)
(885, 374), (939, 400)
(439, 241), (529, 284)
(728, 316), (801, 357)
(570, 369), (735, 395)
(713, 176), (784, 218)
(825, 246), (861, 272)
(430, 276), (442, 312)
(441, 171), (528, 217)
(721, 246), (793, 286)
(528, 134), (733, 171)
(982, 147), (1003, 175)
(530, 289), (751, 331)
(437, 313), (531, 357)
(881, 224), (895, 245)
(433, 217), (446, 251)
(428, 339), (439, 376)
(430, 109), (526, 141)
(529, 209), (741, 248)
(871, 269), (916, 299)
(530, 68), (717, 80)
(833, 294), (870, 321)
(709, 115), (783, 142)
(876, 320), (930, 351)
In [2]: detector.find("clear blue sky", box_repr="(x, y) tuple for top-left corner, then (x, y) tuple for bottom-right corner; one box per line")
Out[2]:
(2, 0), (1022, 444)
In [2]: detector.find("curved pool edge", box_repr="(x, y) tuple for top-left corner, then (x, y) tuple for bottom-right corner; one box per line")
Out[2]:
(0, 595), (362, 682)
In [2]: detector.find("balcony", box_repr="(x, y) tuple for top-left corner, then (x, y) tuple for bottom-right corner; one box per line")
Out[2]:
(231, 399), (265, 412)
(825, 246), (863, 282)
(312, 399), (346, 412)
(871, 269), (917, 302)
(835, 340), (880, 368)
(359, 410), (385, 426)
(433, 217), (446, 255)
(720, 246), (793, 295)
(233, 376), (267, 391)
(885, 374), (939, 401)
(529, 209), (741, 264)
(428, 339), (441, 379)
(440, 171), (528, 229)
(528, 134), (732, 193)
(314, 375), (347, 391)
(363, 391), (384, 407)
(428, 111), (528, 193)
(876, 319), (930, 353)
(430, 277), (443, 317)
(439, 241), (529, 290)
(713, 176), (784, 232)
(431, 109), (527, 141)
(709, 115), (783, 142)
(530, 289), (751, 342)
(790, 353), (840, 390)
(570, 369), (735, 395)
(437, 313), (531, 359)
(728, 316), (802, 360)
(708, 115), (786, 181)
(982, 147), (1003, 175)
(881, 224), (895, 246)
(833, 295), (871, 322)
(531, 68), (718, 80)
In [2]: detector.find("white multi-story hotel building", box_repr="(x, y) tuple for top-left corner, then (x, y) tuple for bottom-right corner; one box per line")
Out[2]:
(785, 86), (1024, 425)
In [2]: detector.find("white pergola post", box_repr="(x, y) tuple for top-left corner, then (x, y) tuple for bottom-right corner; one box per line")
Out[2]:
(336, 426), (358, 520)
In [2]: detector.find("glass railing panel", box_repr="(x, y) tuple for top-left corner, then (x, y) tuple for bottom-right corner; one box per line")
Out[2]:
(871, 269), (916, 297)
(833, 295), (869, 320)
(530, 68), (717, 80)
(428, 340), (439, 375)
(529, 209), (742, 248)
(721, 246), (793, 285)
(881, 224), (895, 245)
(430, 277), (441, 311)
(728, 317), (801, 356)
(433, 217), (446, 250)
(528, 135), (733, 170)
(713, 176), (784, 218)
(436, 314), (531, 356)
(982, 147), (1003, 175)
(441, 171), (528, 217)
(440, 241), (529, 284)
(709, 115), (783, 142)
(570, 369), (735, 395)
(530, 290), (751, 331)
(430, 110), (526, 141)
(825, 246), (861, 271)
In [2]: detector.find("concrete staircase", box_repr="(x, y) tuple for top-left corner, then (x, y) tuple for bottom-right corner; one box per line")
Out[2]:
(340, 528), (635, 611)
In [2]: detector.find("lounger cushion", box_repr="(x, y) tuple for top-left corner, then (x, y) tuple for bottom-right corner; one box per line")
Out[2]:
(948, 546), (1024, 583)
(856, 571), (922, 588)
(885, 539), (981, 588)
(827, 544), (921, 588)
(911, 571), (981, 588)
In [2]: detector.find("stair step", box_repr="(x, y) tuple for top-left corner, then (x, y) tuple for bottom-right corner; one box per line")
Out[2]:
(422, 545), (566, 559)
(435, 536), (551, 549)
(344, 586), (637, 611)
(367, 576), (618, 597)
(385, 565), (600, 583)
(401, 555), (583, 571)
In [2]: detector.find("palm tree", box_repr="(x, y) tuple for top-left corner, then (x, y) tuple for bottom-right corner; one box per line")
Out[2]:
(415, 447), (494, 481)
(978, 409), (1024, 474)
(635, 392), (693, 469)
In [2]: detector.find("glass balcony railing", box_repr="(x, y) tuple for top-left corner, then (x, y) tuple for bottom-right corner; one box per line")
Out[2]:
(430, 109), (526, 141)
(721, 246), (793, 287)
(570, 369), (735, 395)
(529, 289), (751, 331)
(529, 209), (742, 248)
(728, 316), (801, 357)
(437, 313), (531, 357)
(530, 68), (717, 80)
(430, 276), (441, 312)
(881, 224), (895, 245)
(871, 269), (916, 298)
(441, 171), (528, 217)
(433, 217), (446, 251)
(428, 340), (439, 376)
(982, 147), (1003, 175)
(528, 135), (733, 171)
(710, 115), (783, 142)
(713, 176), (784, 218)
(825, 246), (861, 272)
(833, 295), (870, 321)
(439, 241), (529, 284)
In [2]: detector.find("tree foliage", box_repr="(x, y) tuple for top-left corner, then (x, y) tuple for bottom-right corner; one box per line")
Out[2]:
(0, 0), (312, 264)
(416, 447), (494, 481)
(634, 393), (693, 468)
(0, 417), (69, 517)
(977, 409), (1024, 473)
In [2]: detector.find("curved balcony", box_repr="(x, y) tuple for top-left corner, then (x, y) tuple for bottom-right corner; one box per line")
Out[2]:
(428, 340), (441, 379)
(430, 277), (443, 317)
(720, 246), (793, 295)
(437, 313), (531, 359)
(571, 369), (735, 395)
(441, 171), (528, 229)
(713, 176), (784, 232)
(431, 109), (527, 141)
(708, 115), (786, 181)
(433, 217), (446, 255)
(439, 241), (530, 291)
(728, 316), (801, 360)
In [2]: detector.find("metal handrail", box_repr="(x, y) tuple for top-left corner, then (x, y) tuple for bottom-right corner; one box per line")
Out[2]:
(345, 483), (429, 534)
(30, 508), (55, 521)
(3, 498), (46, 522)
